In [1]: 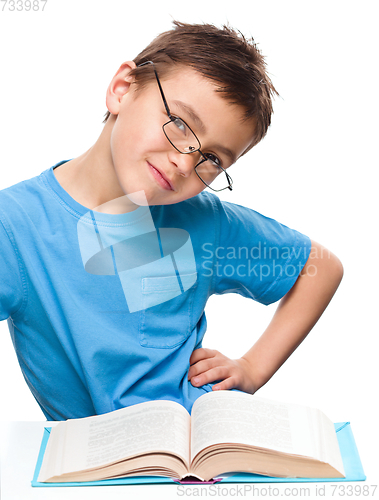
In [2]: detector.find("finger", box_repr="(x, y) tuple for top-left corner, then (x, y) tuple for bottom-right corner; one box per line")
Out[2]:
(212, 377), (237, 391)
(189, 348), (216, 365)
(189, 366), (229, 387)
(188, 357), (219, 380)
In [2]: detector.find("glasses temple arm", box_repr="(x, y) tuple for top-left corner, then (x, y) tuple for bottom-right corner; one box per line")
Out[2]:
(137, 60), (172, 119)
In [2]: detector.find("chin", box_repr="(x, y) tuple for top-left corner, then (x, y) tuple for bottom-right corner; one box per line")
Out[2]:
(124, 190), (150, 206)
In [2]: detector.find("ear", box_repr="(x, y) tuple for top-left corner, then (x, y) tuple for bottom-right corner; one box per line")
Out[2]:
(105, 61), (137, 116)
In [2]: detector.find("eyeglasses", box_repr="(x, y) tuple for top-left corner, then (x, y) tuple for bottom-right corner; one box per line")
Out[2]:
(137, 61), (233, 192)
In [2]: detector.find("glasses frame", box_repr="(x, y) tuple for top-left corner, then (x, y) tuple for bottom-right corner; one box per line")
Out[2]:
(137, 61), (233, 192)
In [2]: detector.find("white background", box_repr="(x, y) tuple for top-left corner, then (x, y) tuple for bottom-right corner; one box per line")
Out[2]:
(0, 0), (378, 496)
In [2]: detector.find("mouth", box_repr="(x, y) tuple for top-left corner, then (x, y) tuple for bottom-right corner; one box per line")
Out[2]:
(147, 162), (175, 191)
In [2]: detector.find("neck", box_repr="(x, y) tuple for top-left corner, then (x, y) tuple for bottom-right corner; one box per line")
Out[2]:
(53, 116), (138, 213)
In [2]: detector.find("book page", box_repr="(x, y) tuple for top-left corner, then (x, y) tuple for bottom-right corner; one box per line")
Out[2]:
(41, 400), (190, 479)
(310, 408), (345, 474)
(191, 391), (336, 465)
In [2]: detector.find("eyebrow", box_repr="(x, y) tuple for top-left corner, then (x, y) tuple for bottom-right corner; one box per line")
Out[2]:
(172, 100), (206, 134)
(172, 99), (237, 165)
(216, 146), (237, 165)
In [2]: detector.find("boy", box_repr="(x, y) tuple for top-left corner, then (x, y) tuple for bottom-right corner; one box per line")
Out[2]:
(0, 21), (343, 421)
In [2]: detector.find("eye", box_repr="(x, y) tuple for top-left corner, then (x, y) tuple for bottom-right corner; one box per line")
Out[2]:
(204, 153), (222, 168)
(172, 117), (187, 134)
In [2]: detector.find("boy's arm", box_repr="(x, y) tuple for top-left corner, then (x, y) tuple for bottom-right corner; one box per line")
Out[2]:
(188, 240), (344, 394)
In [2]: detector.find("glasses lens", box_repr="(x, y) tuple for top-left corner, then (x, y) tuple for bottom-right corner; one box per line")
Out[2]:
(163, 118), (200, 153)
(196, 160), (230, 191)
(164, 118), (231, 191)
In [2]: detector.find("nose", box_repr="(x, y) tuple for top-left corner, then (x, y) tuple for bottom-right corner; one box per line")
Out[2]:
(169, 150), (200, 177)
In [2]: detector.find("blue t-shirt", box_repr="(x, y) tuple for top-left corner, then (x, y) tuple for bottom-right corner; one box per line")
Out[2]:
(0, 161), (311, 420)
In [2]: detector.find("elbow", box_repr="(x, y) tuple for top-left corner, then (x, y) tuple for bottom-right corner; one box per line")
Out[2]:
(331, 253), (344, 289)
(307, 240), (344, 290)
(335, 254), (344, 280)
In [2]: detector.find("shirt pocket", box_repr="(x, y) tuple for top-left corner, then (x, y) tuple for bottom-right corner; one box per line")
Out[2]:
(139, 272), (197, 349)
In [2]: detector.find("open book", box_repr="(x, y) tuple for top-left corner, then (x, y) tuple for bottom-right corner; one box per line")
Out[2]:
(37, 391), (345, 483)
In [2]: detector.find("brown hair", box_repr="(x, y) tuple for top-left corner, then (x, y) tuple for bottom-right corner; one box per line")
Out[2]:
(103, 21), (279, 151)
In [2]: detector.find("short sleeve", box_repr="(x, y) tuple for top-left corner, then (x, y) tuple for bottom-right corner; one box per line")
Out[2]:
(209, 199), (312, 305)
(0, 215), (26, 320)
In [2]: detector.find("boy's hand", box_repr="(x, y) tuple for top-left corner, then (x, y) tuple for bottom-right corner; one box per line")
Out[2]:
(188, 348), (259, 394)
(188, 241), (344, 397)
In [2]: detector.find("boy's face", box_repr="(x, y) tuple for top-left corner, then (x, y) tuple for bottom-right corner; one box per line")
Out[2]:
(107, 64), (255, 206)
